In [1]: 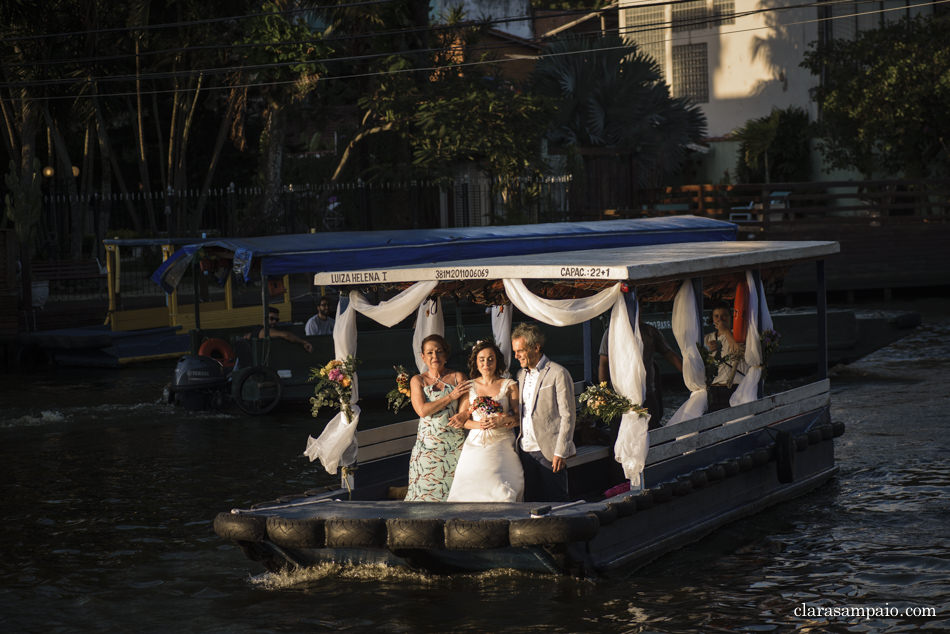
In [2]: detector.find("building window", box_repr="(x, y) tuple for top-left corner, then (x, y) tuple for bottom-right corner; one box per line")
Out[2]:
(713, 0), (735, 25)
(672, 43), (709, 103)
(624, 5), (668, 79)
(672, 0), (707, 32)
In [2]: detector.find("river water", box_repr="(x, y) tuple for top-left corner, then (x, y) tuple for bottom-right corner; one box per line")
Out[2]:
(2, 300), (948, 633)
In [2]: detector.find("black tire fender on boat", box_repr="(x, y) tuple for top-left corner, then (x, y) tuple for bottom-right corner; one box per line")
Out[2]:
(795, 434), (810, 451)
(705, 464), (726, 482)
(509, 513), (600, 547)
(807, 428), (823, 445)
(672, 476), (693, 497)
(387, 518), (445, 550)
(592, 505), (619, 526)
(606, 496), (637, 518)
(325, 518), (386, 548)
(720, 459), (740, 477)
(214, 512), (267, 543)
(233, 366), (283, 416)
(739, 452), (756, 472)
(832, 421), (846, 438)
(819, 424), (834, 440)
(775, 430), (796, 484)
(753, 447), (772, 466)
(690, 469), (709, 489)
(444, 519), (510, 550)
(266, 516), (326, 548)
(633, 490), (654, 510)
(652, 482), (674, 503)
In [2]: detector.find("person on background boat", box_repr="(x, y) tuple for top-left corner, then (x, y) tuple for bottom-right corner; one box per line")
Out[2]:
(446, 340), (524, 502)
(244, 306), (313, 353)
(512, 323), (576, 502)
(705, 301), (744, 411)
(598, 317), (683, 430)
(404, 334), (472, 502)
(305, 296), (335, 336)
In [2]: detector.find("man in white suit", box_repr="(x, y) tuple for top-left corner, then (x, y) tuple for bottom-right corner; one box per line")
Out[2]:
(512, 323), (576, 502)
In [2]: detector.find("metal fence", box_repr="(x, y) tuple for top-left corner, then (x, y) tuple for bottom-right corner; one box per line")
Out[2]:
(37, 177), (949, 256)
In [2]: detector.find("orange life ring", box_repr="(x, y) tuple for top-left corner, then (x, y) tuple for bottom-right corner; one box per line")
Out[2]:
(198, 337), (235, 368)
(732, 281), (749, 344)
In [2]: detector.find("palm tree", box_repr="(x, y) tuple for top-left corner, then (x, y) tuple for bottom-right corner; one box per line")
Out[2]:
(532, 34), (707, 213)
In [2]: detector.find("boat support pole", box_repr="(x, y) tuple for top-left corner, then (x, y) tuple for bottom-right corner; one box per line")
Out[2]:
(193, 254), (201, 331)
(816, 260), (828, 380)
(753, 269), (762, 399)
(583, 320), (593, 385)
(691, 277), (703, 346)
(261, 268), (270, 339)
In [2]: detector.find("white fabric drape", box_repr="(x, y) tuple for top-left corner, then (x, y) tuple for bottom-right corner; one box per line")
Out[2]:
(730, 272), (772, 406)
(502, 278), (649, 487)
(608, 295), (649, 489)
(491, 304), (513, 372)
(350, 281), (438, 328)
(306, 299), (360, 471)
(666, 280), (708, 425)
(305, 281), (438, 474)
(304, 404), (361, 473)
(502, 278), (620, 326)
(412, 298), (444, 373)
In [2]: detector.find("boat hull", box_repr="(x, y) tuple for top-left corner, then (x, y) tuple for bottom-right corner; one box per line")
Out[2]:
(215, 403), (841, 576)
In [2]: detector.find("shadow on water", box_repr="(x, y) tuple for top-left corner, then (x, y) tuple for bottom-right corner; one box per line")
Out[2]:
(1, 303), (949, 632)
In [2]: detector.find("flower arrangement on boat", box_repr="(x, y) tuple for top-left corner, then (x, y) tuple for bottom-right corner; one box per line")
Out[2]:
(698, 343), (743, 387)
(760, 329), (781, 362)
(385, 365), (412, 413)
(578, 382), (647, 425)
(309, 355), (359, 421)
(471, 395), (503, 420)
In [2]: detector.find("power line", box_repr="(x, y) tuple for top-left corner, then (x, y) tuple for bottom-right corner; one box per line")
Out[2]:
(1, 0), (942, 100)
(0, 0), (397, 43)
(2, 0), (819, 73)
(0, 0), (844, 88)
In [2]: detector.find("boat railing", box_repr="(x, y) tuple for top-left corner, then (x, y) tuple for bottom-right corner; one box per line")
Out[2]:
(646, 379), (831, 465)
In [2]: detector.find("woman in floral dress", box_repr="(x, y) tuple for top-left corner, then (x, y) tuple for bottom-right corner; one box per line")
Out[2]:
(404, 334), (472, 501)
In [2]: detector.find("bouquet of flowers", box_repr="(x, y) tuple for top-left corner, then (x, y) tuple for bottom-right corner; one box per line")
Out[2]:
(698, 340), (743, 387)
(309, 355), (359, 421)
(577, 382), (647, 425)
(385, 365), (412, 413)
(471, 395), (503, 421)
(760, 329), (781, 363)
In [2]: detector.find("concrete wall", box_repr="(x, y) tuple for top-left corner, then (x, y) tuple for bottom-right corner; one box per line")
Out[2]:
(621, 0), (820, 138)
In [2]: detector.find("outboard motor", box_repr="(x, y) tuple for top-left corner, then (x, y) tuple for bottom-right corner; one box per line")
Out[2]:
(169, 355), (229, 410)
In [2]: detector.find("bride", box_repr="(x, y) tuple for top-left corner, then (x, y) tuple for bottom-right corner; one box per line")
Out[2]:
(446, 340), (524, 502)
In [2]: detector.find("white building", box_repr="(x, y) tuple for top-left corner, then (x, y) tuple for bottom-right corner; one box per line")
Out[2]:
(620, 0), (938, 180)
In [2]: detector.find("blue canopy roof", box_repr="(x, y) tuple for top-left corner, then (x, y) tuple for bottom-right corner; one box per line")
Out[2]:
(151, 216), (736, 292)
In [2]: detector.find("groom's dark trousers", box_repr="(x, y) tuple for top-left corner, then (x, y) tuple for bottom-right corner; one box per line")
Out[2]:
(519, 449), (570, 502)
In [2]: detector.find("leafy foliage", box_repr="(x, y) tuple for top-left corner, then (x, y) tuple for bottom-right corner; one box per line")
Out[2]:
(411, 80), (550, 181)
(532, 34), (707, 188)
(577, 381), (647, 425)
(733, 107), (812, 183)
(801, 15), (950, 178)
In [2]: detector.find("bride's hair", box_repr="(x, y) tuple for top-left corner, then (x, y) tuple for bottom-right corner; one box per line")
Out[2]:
(468, 340), (505, 379)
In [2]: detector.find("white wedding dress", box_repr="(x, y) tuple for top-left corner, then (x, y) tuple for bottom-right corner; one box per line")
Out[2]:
(446, 379), (524, 503)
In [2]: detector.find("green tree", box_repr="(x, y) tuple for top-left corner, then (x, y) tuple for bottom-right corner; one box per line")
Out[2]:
(733, 106), (811, 183)
(801, 15), (950, 178)
(532, 34), (706, 211)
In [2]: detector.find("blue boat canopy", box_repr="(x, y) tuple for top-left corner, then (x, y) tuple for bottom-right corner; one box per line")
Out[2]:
(151, 216), (736, 292)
